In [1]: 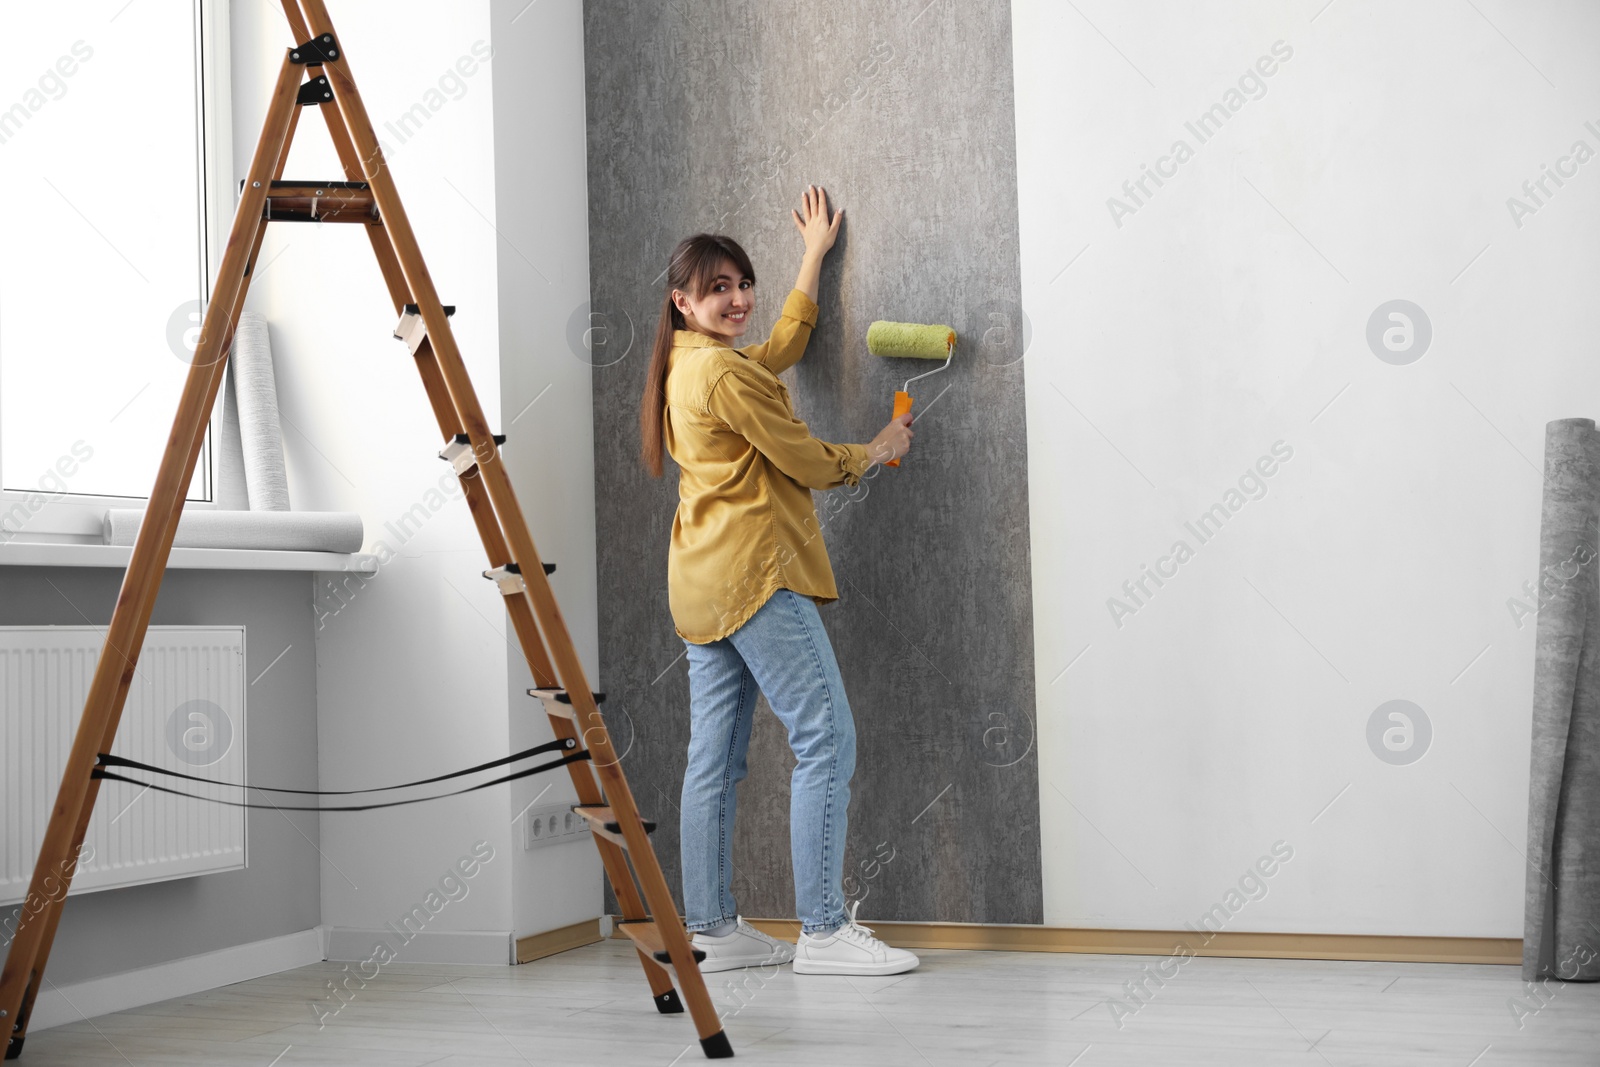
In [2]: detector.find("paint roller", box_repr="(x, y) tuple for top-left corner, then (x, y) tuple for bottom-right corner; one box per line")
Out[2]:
(867, 321), (955, 468)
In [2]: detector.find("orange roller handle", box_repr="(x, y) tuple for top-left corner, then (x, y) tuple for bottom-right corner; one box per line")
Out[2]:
(886, 390), (913, 468)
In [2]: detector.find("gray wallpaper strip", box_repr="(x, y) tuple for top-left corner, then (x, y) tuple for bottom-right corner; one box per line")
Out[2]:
(1524, 418), (1600, 980)
(583, 0), (1040, 924)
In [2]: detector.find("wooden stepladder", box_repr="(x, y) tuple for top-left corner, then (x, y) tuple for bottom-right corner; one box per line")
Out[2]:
(0, 1), (730, 1059)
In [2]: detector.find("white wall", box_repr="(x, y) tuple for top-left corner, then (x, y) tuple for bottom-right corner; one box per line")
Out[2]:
(1015, 0), (1600, 936)
(486, 0), (606, 939)
(230, 0), (599, 959)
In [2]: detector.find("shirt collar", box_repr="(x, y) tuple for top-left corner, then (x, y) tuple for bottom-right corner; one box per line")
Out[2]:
(674, 328), (729, 349)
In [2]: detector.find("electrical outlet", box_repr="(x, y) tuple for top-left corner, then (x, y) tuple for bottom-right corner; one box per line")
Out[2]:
(522, 803), (591, 850)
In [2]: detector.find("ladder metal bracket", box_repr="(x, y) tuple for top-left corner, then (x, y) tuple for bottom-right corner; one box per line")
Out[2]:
(438, 432), (505, 476)
(289, 34), (340, 65)
(296, 75), (333, 106)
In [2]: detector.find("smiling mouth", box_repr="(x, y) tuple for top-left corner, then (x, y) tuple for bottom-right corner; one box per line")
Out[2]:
(725, 311), (747, 322)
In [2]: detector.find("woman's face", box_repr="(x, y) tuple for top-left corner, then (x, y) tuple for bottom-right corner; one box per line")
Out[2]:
(674, 257), (754, 345)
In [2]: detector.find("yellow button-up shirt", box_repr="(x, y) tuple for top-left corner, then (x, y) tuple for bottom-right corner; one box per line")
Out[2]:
(665, 288), (872, 644)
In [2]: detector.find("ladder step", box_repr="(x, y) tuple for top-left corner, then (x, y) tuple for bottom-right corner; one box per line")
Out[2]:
(394, 303), (457, 353)
(247, 179), (378, 223)
(484, 563), (522, 595)
(526, 687), (605, 720)
(482, 561), (558, 595)
(573, 805), (656, 846)
(616, 920), (705, 966)
(439, 432), (505, 475)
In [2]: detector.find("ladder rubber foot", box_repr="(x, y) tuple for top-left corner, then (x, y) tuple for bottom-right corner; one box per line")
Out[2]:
(699, 1031), (734, 1058)
(653, 989), (684, 1014)
(6, 1037), (22, 1060)
(655, 946), (707, 965)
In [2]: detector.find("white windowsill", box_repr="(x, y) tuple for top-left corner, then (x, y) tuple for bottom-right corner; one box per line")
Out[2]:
(0, 542), (376, 573)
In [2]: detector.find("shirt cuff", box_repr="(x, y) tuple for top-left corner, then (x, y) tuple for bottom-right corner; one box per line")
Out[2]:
(840, 443), (873, 487)
(781, 288), (819, 327)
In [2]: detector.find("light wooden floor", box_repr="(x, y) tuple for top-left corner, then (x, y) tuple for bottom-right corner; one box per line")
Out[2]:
(19, 939), (1600, 1066)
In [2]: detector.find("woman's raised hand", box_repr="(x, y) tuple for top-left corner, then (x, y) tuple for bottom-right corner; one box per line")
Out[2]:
(792, 184), (843, 258)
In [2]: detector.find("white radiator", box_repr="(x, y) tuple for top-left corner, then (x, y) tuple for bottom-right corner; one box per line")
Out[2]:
(0, 626), (247, 906)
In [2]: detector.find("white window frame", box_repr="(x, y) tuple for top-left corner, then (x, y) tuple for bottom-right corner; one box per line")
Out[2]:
(3, 0), (233, 542)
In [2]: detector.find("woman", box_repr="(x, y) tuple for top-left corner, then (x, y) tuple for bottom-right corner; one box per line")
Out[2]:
(638, 186), (918, 976)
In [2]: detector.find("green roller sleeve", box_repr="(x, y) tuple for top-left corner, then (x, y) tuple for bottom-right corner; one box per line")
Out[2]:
(867, 320), (956, 359)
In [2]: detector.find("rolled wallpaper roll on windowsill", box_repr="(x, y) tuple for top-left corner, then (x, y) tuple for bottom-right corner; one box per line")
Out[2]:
(102, 509), (364, 554)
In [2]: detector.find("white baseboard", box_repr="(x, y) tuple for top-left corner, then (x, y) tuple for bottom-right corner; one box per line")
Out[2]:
(30, 927), (324, 1032)
(324, 927), (513, 966)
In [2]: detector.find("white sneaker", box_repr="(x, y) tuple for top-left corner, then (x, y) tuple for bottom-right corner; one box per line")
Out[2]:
(692, 917), (796, 972)
(792, 901), (919, 976)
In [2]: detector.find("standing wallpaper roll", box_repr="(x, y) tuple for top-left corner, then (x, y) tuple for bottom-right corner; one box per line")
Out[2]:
(230, 311), (291, 512)
(1525, 418), (1600, 981)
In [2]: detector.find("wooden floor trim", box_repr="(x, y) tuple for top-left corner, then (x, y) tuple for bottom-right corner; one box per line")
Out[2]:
(516, 918), (604, 964)
(610, 916), (1519, 966)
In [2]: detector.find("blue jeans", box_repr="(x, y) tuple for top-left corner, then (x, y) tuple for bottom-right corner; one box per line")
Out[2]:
(680, 587), (857, 935)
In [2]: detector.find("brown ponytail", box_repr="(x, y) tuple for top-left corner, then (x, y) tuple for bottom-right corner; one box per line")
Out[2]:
(639, 233), (757, 478)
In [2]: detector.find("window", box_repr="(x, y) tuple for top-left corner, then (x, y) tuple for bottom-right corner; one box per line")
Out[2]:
(0, 0), (230, 539)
